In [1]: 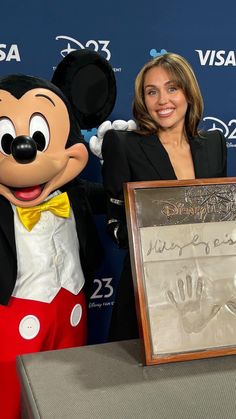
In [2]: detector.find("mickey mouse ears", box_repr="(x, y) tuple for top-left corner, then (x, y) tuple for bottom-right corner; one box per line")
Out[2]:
(51, 50), (117, 129)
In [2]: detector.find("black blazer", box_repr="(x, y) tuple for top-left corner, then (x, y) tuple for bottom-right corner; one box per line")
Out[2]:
(0, 178), (105, 306)
(102, 129), (227, 246)
(102, 129), (227, 341)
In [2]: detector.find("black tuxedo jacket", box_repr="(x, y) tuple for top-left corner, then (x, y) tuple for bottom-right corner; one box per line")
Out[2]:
(102, 128), (227, 194)
(0, 179), (105, 305)
(102, 129), (227, 341)
(102, 129), (227, 244)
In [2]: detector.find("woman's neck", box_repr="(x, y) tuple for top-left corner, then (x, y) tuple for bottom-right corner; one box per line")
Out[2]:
(158, 128), (188, 148)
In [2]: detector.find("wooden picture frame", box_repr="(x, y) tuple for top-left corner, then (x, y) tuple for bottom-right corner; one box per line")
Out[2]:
(124, 177), (236, 365)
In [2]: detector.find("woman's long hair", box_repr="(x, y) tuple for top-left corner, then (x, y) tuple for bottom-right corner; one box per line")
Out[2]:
(132, 53), (204, 138)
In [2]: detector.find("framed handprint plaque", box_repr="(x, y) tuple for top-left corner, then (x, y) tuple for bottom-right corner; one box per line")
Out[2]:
(124, 177), (236, 365)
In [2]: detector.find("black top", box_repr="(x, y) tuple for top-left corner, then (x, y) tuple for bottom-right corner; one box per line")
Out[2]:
(102, 129), (227, 248)
(102, 129), (227, 341)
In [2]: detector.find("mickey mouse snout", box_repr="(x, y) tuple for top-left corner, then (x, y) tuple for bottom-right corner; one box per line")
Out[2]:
(11, 136), (37, 164)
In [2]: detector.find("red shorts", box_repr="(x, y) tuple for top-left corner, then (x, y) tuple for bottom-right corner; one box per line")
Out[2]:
(0, 288), (87, 419)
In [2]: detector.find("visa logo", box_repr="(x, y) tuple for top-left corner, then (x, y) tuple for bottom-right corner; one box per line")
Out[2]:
(195, 50), (236, 66)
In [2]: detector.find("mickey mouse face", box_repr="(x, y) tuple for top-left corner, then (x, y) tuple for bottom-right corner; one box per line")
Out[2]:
(0, 86), (88, 206)
(0, 88), (69, 159)
(0, 50), (116, 207)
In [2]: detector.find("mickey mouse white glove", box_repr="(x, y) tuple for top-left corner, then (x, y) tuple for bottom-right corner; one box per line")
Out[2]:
(89, 119), (137, 161)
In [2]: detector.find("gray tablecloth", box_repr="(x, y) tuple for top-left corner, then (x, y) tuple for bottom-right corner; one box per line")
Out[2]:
(17, 339), (236, 418)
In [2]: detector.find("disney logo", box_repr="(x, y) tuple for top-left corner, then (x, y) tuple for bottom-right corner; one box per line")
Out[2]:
(203, 116), (236, 139)
(55, 36), (111, 60)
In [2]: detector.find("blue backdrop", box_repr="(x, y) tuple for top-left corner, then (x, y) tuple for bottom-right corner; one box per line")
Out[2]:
(1, 0), (236, 343)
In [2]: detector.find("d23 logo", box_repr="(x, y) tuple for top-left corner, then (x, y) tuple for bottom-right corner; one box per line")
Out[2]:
(55, 36), (111, 61)
(0, 44), (21, 61)
(203, 116), (236, 139)
(90, 278), (113, 299)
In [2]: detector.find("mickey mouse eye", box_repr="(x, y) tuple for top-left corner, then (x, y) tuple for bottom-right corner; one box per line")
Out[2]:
(29, 114), (50, 151)
(0, 117), (16, 155)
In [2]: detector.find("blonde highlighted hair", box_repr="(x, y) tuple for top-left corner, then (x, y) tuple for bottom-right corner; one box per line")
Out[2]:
(132, 53), (204, 137)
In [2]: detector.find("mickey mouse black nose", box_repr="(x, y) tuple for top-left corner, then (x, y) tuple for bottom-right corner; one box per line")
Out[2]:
(11, 135), (37, 164)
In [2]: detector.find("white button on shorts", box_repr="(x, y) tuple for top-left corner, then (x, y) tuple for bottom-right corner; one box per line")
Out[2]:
(19, 315), (40, 340)
(70, 304), (82, 327)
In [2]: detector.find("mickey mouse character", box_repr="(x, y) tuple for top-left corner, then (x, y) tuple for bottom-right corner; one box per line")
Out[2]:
(0, 50), (116, 419)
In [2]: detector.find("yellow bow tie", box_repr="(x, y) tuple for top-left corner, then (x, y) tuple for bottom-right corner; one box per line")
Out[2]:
(16, 192), (71, 231)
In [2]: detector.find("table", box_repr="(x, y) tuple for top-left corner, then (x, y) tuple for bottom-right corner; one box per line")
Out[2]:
(17, 339), (236, 418)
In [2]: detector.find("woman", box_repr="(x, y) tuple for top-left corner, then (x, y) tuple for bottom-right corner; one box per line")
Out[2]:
(101, 52), (227, 341)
